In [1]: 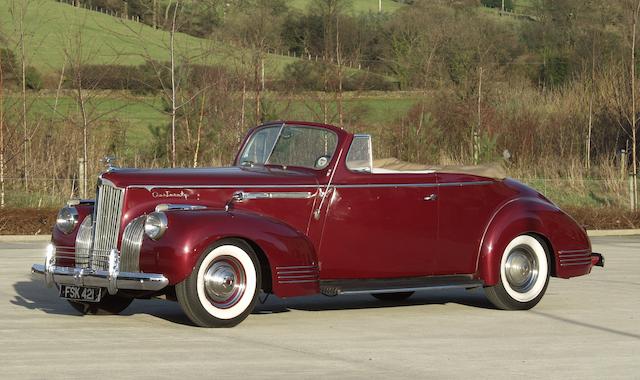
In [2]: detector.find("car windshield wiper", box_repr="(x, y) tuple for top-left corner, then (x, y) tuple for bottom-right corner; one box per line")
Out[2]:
(264, 122), (286, 165)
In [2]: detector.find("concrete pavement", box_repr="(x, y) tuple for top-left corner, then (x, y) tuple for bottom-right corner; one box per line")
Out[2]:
(1, 237), (638, 379)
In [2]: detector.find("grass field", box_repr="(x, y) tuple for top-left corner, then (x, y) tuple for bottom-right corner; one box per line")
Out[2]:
(0, 0), (296, 75)
(288, 0), (406, 14)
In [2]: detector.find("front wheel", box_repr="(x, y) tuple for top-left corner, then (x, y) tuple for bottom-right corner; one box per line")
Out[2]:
(484, 235), (550, 310)
(176, 239), (261, 327)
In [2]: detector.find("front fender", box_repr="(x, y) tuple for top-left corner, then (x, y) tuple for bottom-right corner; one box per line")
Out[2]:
(476, 197), (591, 285)
(138, 209), (319, 298)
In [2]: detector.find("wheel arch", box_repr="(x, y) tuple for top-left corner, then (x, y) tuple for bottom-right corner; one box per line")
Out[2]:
(139, 209), (319, 298)
(476, 197), (561, 285)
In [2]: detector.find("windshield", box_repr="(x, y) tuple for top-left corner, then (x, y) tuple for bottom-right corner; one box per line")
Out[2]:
(238, 125), (338, 170)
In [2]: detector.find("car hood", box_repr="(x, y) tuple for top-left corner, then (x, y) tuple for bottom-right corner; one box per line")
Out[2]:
(101, 166), (319, 189)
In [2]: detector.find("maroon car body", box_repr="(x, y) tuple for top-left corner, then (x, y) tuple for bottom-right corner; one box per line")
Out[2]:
(33, 121), (603, 327)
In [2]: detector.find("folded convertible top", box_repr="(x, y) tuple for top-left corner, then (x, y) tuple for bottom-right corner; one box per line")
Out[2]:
(372, 158), (507, 180)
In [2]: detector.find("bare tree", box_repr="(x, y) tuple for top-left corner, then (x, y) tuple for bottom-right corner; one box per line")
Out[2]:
(631, 0), (640, 210)
(225, 1), (285, 124)
(0, 44), (5, 208)
(61, 21), (128, 197)
(9, 0), (30, 191)
(169, 0), (180, 167)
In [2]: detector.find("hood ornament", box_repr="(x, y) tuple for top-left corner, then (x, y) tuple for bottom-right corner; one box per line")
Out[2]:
(102, 156), (118, 172)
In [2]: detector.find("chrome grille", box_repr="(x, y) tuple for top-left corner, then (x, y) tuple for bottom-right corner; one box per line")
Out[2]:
(120, 216), (145, 272)
(74, 215), (93, 268)
(90, 182), (125, 270)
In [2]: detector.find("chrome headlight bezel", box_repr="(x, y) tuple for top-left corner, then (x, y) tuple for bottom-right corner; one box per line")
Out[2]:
(144, 212), (168, 241)
(56, 206), (79, 234)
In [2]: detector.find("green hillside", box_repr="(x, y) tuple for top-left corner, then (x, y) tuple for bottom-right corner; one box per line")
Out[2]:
(0, 0), (296, 75)
(288, 0), (406, 14)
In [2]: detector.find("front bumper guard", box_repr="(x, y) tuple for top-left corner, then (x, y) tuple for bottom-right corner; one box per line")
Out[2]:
(31, 245), (169, 295)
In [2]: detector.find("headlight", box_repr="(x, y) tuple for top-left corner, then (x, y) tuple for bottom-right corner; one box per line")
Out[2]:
(56, 206), (78, 234)
(144, 212), (168, 240)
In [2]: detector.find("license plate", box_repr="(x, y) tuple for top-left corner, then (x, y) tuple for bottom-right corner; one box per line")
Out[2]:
(59, 285), (102, 303)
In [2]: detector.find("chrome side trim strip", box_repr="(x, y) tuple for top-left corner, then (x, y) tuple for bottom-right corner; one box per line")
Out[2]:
(334, 181), (493, 189)
(155, 204), (207, 212)
(560, 261), (592, 267)
(276, 265), (317, 270)
(131, 181), (493, 191)
(276, 265), (319, 284)
(278, 275), (318, 280)
(234, 191), (314, 201)
(560, 257), (592, 263)
(132, 184), (319, 191)
(559, 253), (590, 258)
(276, 269), (318, 275)
(279, 279), (318, 284)
(558, 249), (591, 254)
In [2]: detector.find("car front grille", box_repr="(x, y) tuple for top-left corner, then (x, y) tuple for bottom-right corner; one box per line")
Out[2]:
(74, 215), (93, 268)
(120, 216), (145, 272)
(73, 181), (125, 271)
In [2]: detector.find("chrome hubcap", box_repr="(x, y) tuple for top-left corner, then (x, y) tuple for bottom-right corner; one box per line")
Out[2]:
(204, 256), (246, 309)
(505, 245), (539, 293)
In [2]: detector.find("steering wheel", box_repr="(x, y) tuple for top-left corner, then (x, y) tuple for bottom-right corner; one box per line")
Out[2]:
(314, 155), (331, 169)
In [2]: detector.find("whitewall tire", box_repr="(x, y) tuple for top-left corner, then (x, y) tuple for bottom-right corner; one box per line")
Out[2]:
(485, 235), (550, 310)
(176, 239), (261, 327)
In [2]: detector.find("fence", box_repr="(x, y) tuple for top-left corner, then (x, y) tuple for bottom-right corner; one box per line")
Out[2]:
(56, 0), (142, 23)
(0, 176), (633, 210)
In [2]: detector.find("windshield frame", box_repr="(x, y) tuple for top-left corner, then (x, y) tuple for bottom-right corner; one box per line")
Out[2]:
(236, 123), (340, 171)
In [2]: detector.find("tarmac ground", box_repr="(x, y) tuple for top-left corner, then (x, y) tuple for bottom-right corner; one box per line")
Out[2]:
(1, 237), (638, 379)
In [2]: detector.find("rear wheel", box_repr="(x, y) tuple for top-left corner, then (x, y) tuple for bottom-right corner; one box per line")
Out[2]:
(176, 239), (261, 327)
(484, 235), (550, 310)
(67, 294), (133, 315)
(371, 292), (414, 301)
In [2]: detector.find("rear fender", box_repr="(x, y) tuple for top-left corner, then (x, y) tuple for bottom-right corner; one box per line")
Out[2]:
(477, 197), (591, 285)
(138, 209), (319, 298)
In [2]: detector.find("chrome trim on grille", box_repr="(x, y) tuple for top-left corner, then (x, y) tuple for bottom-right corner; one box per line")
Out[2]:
(91, 182), (125, 270)
(120, 216), (145, 272)
(74, 215), (93, 268)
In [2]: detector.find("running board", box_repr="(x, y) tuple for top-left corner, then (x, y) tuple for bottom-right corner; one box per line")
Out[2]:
(319, 275), (483, 296)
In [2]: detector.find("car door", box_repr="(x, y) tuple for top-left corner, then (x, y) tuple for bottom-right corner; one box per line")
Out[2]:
(315, 136), (439, 280)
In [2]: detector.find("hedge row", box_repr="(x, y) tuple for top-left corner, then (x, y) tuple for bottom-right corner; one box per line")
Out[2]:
(63, 61), (397, 92)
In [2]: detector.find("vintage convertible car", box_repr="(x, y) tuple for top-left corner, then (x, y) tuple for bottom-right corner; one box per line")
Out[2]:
(32, 121), (604, 327)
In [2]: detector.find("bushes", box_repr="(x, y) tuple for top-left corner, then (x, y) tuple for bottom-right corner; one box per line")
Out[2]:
(67, 63), (162, 93)
(0, 49), (42, 90)
(23, 66), (43, 90)
(64, 63), (235, 93)
(0, 48), (17, 76)
(282, 60), (396, 91)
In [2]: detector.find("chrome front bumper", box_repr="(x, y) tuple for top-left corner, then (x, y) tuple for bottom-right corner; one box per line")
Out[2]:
(31, 245), (168, 295)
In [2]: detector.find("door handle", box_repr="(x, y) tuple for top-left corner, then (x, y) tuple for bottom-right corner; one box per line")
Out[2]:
(423, 194), (438, 201)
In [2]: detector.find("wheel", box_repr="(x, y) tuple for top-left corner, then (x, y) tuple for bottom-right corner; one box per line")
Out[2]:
(484, 235), (550, 310)
(371, 292), (414, 301)
(176, 239), (261, 327)
(67, 294), (133, 315)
